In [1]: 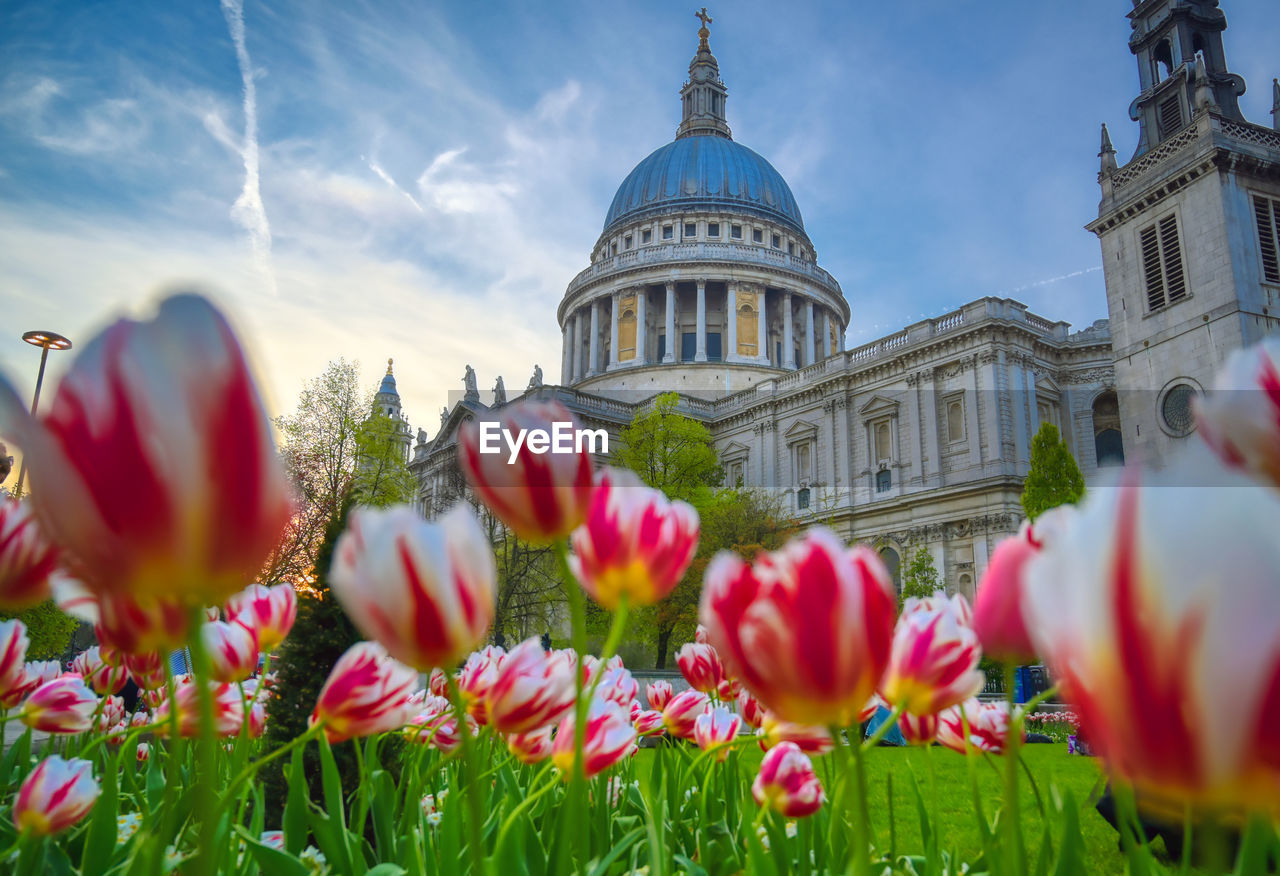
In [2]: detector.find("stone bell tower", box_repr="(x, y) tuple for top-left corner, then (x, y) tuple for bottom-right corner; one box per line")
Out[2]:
(1086, 0), (1280, 468)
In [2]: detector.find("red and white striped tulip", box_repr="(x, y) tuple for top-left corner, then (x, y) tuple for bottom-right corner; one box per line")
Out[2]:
(695, 624), (709, 644)
(507, 725), (555, 764)
(0, 499), (58, 609)
(1024, 460), (1280, 811)
(937, 699), (1019, 755)
(646, 680), (673, 711)
(2, 661), (62, 710)
(330, 504), (496, 672)
(899, 711), (939, 746)
(595, 665), (638, 709)
(310, 641), (416, 744)
(52, 575), (191, 656)
(661, 688), (709, 740)
(485, 638), (575, 734)
(737, 690), (764, 729)
(225, 582), (297, 652)
(700, 528), (897, 727)
(136, 743), (151, 762)
(0, 294), (292, 608)
(71, 647), (127, 696)
(629, 699), (642, 722)
(676, 642), (724, 695)
(0, 619), (30, 705)
(154, 681), (245, 738)
(569, 467), (699, 609)
(693, 706), (742, 760)
(716, 676), (740, 702)
(403, 695), (450, 744)
(246, 701), (266, 738)
(428, 667), (449, 698)
(124, 651), (167, 691)
(1195, 338), (1280, 490)
(458, 399), (596, 543)
(973, 507), (1075, 662)
(201, 619), (259, 683)
(634, 709), (666, 737)
(880, 593), (984, 716)
(752, 742), (825, 818)
(19, 674), (97, 733)
(457, 646), (503, 724)
(12, 756), (99, 836)
(758, 712), (833, 755)
(551, 697), (637, 780)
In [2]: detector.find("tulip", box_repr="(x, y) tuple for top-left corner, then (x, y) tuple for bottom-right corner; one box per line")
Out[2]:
(676, 642), (724, 695)
(693, 706), (741, 760)
(595, 665), (638, 709)
(899, 711), (939, 746)
(716, 676), (740, 702)
(225, 582), (297, 651)
(457, 399), (596, 544)
(20, 674), (97, 733)
(201, 619), (259, 683)
(53, 576), (194, 656)
(428, 667), (449, 698)
(0, 499), (58, 609)
(552, 697), (637, 779)
(485, 638), (575, 734)
(758, 712), (833, 755)
(701, 528), (896, 727)
(646, 680), (673, 711)
(1194, 338), (1280, 489)
(154, 680), (245, 738)
(629, 699), (642, 722)
(101, 695), (125, 728)
(569, 467), (699, 609)
(661, 688), (709, 740)
(972, 507), (1075, 662)
(880, 593), (984, 716)
(1024, 460), (1280, 811)
(695, 624), (709, 644)
(403, 695), (452, 744)
(310, 641), (416, 744)
(12, 756), (100, 836)
(71, 646), (128, 696)
(0, 294), (292, 608)
(330, 504), (496, 672)
(457, 647), (502, 725)
(124, 651), (167, 691)
(634, 709), (666, 737)
(737, 690), (764, 729)
(752, 742), (825, 818)
(136, 743), (151, 762)
(246, 701), (266, 738)
(507, 725), (555, 764)
(936, 699), (1019, 755)
(260, 830), (285, 850)
(426, 712), (478, 755)
(0, 619), (30, 704)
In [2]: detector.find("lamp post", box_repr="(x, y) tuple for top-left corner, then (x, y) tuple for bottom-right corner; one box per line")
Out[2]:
(12, 330), (72, 498)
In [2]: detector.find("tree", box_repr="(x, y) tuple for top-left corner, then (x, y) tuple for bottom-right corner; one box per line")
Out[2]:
(615, 392), (721, 504)
(1021, 422), (1085, 521)
(0, 600), (79, 659)
(899, 547), (941, 605)
(353, 412), (415, 507)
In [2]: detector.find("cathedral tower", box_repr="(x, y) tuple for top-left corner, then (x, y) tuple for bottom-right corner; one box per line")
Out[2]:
(1087, 0), (1280, 468)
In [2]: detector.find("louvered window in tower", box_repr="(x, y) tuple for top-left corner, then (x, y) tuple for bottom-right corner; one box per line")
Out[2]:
(1139, 214), (1188, 311)
(1157, 94), (1184, 139)
(1253, 195), (1280, 284)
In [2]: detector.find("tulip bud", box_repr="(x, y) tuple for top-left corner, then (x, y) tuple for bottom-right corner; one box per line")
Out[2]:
(0, 619), (31, 704)
(136, 743), (151, 762)
(900, 712), (939, 746)
(12, 756), (100, 835)
(154, 681), (245, 738)
(310, 641), (416, 743)
(676, 642), (724, 695)
(457, 647), (503, 725)
(596, 665), (638, 710)
(936, 699), (1020, 755)
(201, 619), (259, 683)
(0, 499), (58, 609)
(1194, 338), (1280, 490)
(634, 709), (666, 737)
(507, 725), (555, 764)
(71, 647), (128, 696)
(880, 593), (984, 716)
(758, 712), (833, 755)
(20, 674), (97, 733)
(737, 690), (764, 729)
(124, 651), (167, 691)
(225, 582), (298, 652)
(428, 667), (449, 698)
(752, 742), (825, 818)
(661, 688), (709, 740)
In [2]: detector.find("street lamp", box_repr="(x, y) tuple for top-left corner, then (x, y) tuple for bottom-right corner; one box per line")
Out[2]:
(12, 330), (73, 498)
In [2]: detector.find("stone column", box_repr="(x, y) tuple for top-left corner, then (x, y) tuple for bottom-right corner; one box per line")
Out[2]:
(609, 292), (620, 369)
(663, 283), (676, 363)
(726, 283), (738, 361)
(575, 309), (587, 381)
(783, 292), (795, 368)
(804, 299), (816, 366)
(636, 288), (647, 365)
(561, 320), (573, 384)
(836, 319), (845, 352)
(920, 371), (940, 487)
(757, 288), (768, 363)
(588, 300), (601, 376)
(695, 280), (708, 363)
(821, 309), (832, 359)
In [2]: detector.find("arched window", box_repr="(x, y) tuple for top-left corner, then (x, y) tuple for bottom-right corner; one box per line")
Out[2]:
(1154, 39), (1174, 80)
(947, 400), (965, 443)
(875, 422), (891, 462)
(878, 547), (901, 594)
(876, 469), (892, 493)
(1092, 390), (1125, 467)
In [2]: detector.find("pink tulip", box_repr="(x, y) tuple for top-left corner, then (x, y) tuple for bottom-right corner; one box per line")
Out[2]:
(629, 699), (642, 722)
(752, 741), (825, 818)
(0, 499), (58, 609)
(758, 712), (833, 755)
(310, 641), (416, 743)
(899, 712), (939, 746)
(11, 756), (100, 835)
(646, 680), (673, 711)
(1195, 338), (1280, 489)
(330, 504), (496, 672)
(507, 725), (555, 764)
(0, 619), (30, 705)
(595, 665), (638, 710)
(457, 400), (596, 544)
(1024, 460), (1280, 811)
(225, 582), (297, 652)
(737, 690), (764, 729)
(716, 676), (740, 702)
(124, 651), (167, 691)
(693, 706), (741, 760)
(551, 697), (637, 779)
(973, 507), (1074, 662)
(485, 638), (575, 734)
(136, 743), (151, 762)
(569, 468), (699, 609)
(676, 642), (724, 695)
(661, 688), (709, 740)
(246, 701), (266, 738)
(701, 528), (896, 727)
(457, 646), (503, 725)
(634, 709), (666, 737)
(880, 593), (984, 716)
(937, 699), (1020, 755)
(695, 624), (709, 644)
(154, 680), (245, 738)
(20, 674), (97, 733)
(201, 619), (259, 683)
(71, 647), (128, 696)
(0, 294), (292, 610)
(422, 711), (478, 756)
(428, 667), (449, 698)
(403, 695), (452, 745)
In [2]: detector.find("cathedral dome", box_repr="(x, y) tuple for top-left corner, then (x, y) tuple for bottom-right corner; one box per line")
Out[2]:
(602, 135), (805, 237)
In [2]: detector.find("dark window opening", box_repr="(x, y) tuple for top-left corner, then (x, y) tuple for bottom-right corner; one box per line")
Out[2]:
(1154, 39), (1173, 80)
(876, 469), (892, 493)
(753, 229), (763, 244)
(681, 332), (697, 362)
(657, 334), (666, 361)
(684, 223), (697, 238)
(708, 222), (720, 237)
(797, 487), (810, 510)
(663, 225), (674, 240)
(706, 333), (722, 362)
(731, 224), (742, 239)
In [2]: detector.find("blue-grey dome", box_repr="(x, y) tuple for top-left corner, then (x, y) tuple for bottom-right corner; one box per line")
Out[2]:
(378, 372), (398, 397)
(603, 136), (805, 237)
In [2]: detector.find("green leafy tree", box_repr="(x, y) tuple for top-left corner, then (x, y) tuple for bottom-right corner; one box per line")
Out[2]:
(1020, 422), (1085, 521)
(615, 392), (721, 504)
(0, 600), (79, 659)
(899, 547), (941, 606)
(353, 411), (415, 507)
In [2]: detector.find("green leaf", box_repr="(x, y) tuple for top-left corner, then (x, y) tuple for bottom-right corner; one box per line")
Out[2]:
(369, 769), (398, 861)
(81, 748), (120, 876)
(587, 826), (645, 876)
(673, 853), (708, 876)
(1051, 789), (1083, 876)
(144, 748), (165, 816)
(0, 727), (31, 789)
(317, 735), (355, 872)
(364, 866), (409, 876)
(235, 826), (311, 876)
(284, 746), (309, 855)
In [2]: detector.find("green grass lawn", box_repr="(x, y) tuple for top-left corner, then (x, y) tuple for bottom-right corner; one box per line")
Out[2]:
(633, 742), (1169, 874)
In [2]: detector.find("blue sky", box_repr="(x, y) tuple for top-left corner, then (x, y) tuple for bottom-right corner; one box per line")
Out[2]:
(1, 0), (1277, 450)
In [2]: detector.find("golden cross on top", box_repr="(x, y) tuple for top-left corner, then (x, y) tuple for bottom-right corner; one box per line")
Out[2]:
(696, 7), (712, 30)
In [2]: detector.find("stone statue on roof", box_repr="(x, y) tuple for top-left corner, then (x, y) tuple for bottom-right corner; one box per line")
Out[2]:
(527, 364), (543, 392)
(493, 376), (507, 406)
(463, 365), (479, 403)
(440, 406), (450, 427)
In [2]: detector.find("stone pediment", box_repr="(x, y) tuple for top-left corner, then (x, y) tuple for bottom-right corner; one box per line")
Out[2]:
(429, 399), (489, 452)
(1035, 374), (1062, 396)
(858, 394), (899, 417)
(721, 440), (750, 461)
(783, 418), (818, 442)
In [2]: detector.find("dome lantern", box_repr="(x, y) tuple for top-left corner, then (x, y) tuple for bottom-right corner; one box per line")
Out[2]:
(677, 8), (731, 141)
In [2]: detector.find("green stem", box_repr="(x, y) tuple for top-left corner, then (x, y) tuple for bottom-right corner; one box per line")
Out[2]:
(185, 605), (221, 876)
(556, 540), (590, 868)
(219, 721), (322, 805)
(860, 703), (904, 752)
(444, 675), (487, 875)
(1004, 663), (1025, 876)
(830, 723), (871, 876)
(494, 763), (557, 850)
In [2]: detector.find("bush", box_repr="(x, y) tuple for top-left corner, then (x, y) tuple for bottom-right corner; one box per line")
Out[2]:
(0, 599), (79, 661)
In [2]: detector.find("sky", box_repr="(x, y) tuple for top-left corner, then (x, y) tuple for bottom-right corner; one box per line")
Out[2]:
(1, 0), (1277, 465)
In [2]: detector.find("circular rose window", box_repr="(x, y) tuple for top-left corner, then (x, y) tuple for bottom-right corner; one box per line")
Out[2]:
(1160, 383), (1197, 437)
